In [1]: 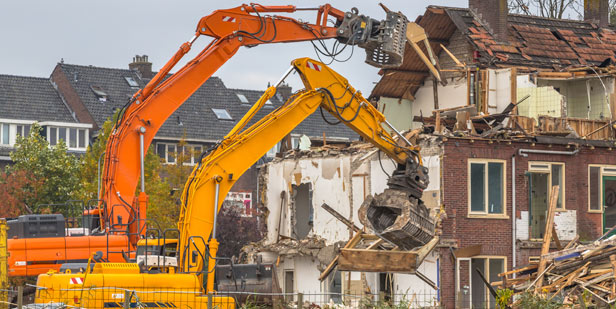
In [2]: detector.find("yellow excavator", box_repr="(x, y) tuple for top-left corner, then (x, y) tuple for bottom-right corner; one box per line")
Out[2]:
(31, 57), (436, 308)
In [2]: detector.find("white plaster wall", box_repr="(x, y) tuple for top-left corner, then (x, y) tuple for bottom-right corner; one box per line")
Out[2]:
(379, 97), (414, 133)
(487, 68), (513, 115)
(554, 210), (576, 241)
(411, 78), (468, 129)
(516, 211), (529, 240)
(294, 256), (323, 294)
(394, 251), (439, 306)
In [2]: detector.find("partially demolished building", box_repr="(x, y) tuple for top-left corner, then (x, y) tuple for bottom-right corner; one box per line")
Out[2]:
(252, 0), (616, 308)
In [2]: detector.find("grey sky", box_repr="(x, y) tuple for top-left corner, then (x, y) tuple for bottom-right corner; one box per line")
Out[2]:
(0, 0), (467, 94)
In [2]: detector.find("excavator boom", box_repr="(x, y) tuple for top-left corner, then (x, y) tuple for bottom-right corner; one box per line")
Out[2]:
(99, 3), (407, 247)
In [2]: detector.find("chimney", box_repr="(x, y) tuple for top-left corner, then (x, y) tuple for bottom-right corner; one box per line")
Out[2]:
(276, 83), (293, 102)
(469, 0), (509, 42)
(129, 55), (153, 79)
(585, 0), (609, 27)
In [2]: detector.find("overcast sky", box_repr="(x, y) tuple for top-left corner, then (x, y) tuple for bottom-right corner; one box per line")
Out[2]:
(0, 0), (467, 94)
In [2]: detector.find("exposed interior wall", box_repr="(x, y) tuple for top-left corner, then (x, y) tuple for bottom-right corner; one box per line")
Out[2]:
(378, 97), (413, 133)
(413, 78), (468, 126)
(516, 75), (563, 119)
(538, 77), (614, 120)
(487, 69), (513, 115)
(259, 141), (443, 296)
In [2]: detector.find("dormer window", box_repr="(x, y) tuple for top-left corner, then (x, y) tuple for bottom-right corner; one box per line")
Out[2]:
(90, 85), (108, 102)
(212, 108), (233, 120)
(236, 93), (249, 104)
(124, 76), (139, 88)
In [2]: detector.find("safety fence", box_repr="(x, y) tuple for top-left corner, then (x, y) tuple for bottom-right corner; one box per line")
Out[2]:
(0, 285), (448, 308)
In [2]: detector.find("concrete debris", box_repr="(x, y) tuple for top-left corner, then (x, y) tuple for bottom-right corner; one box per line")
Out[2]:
(241, 236), (340, 270)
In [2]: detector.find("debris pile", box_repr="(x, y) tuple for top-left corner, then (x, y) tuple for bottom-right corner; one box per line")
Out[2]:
(497, 233), (616, 307)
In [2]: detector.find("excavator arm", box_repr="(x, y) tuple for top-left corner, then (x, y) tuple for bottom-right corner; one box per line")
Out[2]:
(177, 57), (426, 292)
(99, 3), (408, 246)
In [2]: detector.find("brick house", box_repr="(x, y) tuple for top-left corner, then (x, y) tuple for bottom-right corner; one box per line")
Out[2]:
(367, 0), (616, 307)
(0, 74), (92, 170)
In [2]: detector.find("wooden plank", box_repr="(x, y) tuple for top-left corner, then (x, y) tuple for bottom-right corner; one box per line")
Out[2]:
(511, 67), (518, 115)
(439, 43), (463, 67)
(453, 245), (482, 258)
(564, 235), (579, 250)
(321, 203), (361, 233)
(319, 232), (363, 281)
(338, 249), (418, 273)
(535, 185), (560, 293)
(552, 226), (562, 250)
(433, 76), (439, 110)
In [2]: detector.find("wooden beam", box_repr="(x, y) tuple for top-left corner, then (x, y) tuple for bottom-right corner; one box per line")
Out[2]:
(407, 23), (442, 82)
(535, 185), (560, 293)
(453, 244), (482, 258)
(338, 249), (418, 273)
(319, 232), (363, 281)
(321, 203), (361, 233)
(433, 77), (439, 110)
(552, 225), (562, 251)
(439, 43), (463, 67)
(511, 67), (518, 115)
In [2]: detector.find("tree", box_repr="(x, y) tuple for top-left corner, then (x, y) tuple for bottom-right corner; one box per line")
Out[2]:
(7, 123), (80, 216)
(509, 0), (616, 21)
(0, 169), (42, 217)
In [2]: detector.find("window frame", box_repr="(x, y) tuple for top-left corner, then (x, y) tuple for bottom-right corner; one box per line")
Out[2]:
(211, 108), (233, 120)
(469, 255), (507, 308)
(467, 159), (508, 218)
(528, 161), (566, 210)
(46, 126), (89, 151)
(157, 142), (203, 165)
(588, 164), (616, 213)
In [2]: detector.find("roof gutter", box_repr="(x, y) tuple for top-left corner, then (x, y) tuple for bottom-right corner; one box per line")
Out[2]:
(517, 148), (579, 157)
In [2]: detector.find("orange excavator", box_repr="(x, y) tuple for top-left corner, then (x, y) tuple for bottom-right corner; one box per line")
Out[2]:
(7, 3), (408, 277)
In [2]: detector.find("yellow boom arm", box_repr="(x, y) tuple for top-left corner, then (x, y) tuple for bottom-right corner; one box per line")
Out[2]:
(177, 57), (421, 291)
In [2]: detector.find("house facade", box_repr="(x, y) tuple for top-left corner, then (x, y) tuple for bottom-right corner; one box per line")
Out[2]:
(0, 74), (92, 170)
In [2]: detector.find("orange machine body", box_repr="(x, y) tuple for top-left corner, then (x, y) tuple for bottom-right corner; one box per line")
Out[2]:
(8, 235), (129, 277)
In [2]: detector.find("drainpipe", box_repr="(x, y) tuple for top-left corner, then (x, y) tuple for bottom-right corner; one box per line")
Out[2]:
(511, 154), (516, 277)
(518, 148), (580, 157)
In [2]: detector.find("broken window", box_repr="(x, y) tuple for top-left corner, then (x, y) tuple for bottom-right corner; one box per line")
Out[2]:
(469, 160), (505, 215)
(90, 85), (108, 102)
(529, 162), (565, 210)
(292, 183), (313, 239)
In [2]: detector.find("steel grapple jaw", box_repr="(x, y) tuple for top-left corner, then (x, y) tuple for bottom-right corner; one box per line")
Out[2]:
(359, 158), (435, 250)
(336, 9), (408, 68)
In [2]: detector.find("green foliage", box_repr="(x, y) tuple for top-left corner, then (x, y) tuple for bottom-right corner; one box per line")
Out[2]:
(517, 292), (562, 309)
(7, 123), (80, 215)
(496, 288), (513, 308)
(75, 114), (115, 203)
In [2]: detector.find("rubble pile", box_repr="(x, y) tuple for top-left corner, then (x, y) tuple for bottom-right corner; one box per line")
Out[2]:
(497, 233), (616, 306)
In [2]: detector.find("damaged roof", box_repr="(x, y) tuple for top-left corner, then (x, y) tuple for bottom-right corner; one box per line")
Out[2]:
(372, 6), (616, 99)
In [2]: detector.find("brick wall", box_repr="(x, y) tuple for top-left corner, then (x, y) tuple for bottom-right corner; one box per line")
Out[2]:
(438, 137), (615, 308)
(438, 30), (474, 80)
(50, 64), (98, 131)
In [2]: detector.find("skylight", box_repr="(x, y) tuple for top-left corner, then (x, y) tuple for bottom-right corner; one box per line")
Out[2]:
(212, 108), (233, 120)
(265, 100), (273, 105)
(236, 93), (249, 104)
(124, 76), (139, 87)
(90, 85), (108, 102)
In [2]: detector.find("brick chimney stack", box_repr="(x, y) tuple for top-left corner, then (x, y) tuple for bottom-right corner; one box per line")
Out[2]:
(469, 0), (509, 42)
(129, 55), (153, 79)
(584, 0), (609, 27)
